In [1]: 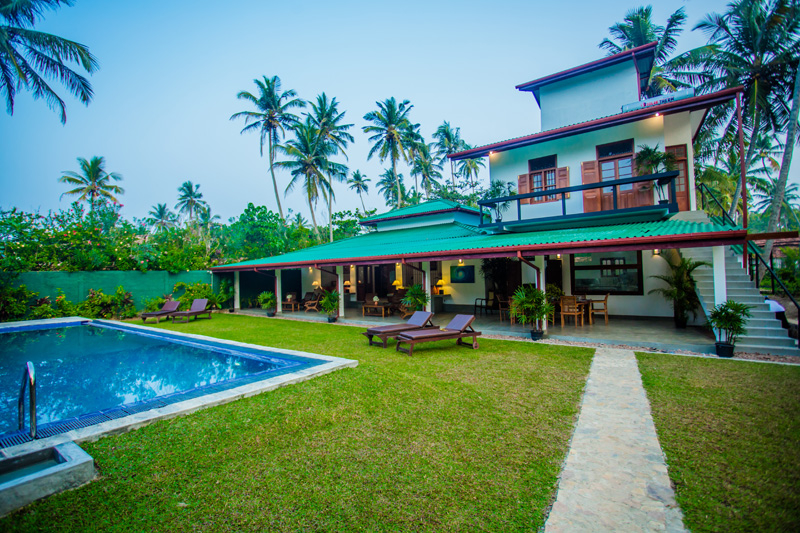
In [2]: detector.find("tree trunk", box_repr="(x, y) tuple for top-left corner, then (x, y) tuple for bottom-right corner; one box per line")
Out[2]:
(268, 137), (285, 221)
(393, 157), (402, 208)
(308, 195), (321, 239)
(764, 66), (800, 260)
(450, 160), (456, 192)
(359, 193), (366, 213)
(328, 192), (333, 243)
(727, 106), (761, 221)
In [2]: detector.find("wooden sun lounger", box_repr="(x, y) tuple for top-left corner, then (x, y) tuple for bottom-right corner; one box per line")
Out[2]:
(395, 314), (481, 356)
(140, 300), (180, 324)
(361, 311), (436, 348)
(170, 298), (212, 323)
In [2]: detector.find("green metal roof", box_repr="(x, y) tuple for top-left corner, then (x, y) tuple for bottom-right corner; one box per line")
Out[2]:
(359, 199), (481, 224)
(214, 217), (745, 271)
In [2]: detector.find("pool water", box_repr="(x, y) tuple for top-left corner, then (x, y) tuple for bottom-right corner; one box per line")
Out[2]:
(0, 324), (312, 436)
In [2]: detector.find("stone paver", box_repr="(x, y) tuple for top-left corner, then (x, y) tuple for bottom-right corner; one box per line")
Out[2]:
(544, 348), (685, 533)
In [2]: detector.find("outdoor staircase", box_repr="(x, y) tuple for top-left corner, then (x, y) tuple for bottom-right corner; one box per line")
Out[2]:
(675, 211), (799, 357)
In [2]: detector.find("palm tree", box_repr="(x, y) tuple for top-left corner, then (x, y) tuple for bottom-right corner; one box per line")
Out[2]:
(752, 177), (800, 229)
(309, 93), (353, 242)
(276, 118), (333, 238)
(410, 143), (443, 199)
(377, 169), (405, 208)
(58, 156), (123, 210)
(693, 0), (800, 219)
(230, 76), (306, 220)
(599, 6), (699, 96)
(456, 148), (486, 197)
(432, 122), (466, 191)
(146, 203), (177, 233)
(1, 0), (98, 123)
(175, 181), (208, 222)
(347, 170), (370, 211)
(649, 254), (709, 328)
(363, 97), (417, 208)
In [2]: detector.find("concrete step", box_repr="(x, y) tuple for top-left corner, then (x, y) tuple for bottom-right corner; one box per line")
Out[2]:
(738, 335), (798, 348)
(747, 318), (789, 328)
(696, 280), (755, 289)
(734, 343), (800, 357)
(745, 326), (793, 338)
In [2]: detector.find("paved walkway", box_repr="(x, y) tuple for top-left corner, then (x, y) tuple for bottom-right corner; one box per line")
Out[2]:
(544, 348), (686, 532)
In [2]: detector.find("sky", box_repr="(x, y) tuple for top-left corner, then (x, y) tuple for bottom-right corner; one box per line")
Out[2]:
(1, 0), (796, 225)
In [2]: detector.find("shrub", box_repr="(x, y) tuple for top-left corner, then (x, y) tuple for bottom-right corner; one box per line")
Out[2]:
(320, 290), (340, 316)
(29, 296), (57, 319)
(173, 281), (213, 310)
(79, 288), (115, 318)
(0, 283), (36, 322)
(142, 296), (168, 313)
(401, 284), (429, 311)
(257, 291), (277, 310)
(54, 289), (79, 317)
(111, 286), (137, 319)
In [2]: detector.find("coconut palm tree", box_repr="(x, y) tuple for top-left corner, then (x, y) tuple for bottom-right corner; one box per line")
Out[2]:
(230, 76), (306, 221)
(432, 122), (467, 191)
(752, 177), (800, 229)
(58, 156), (123, 210)
(693, 0), (800, 220)
(1, 0), (98, 123)
(175, 181), (208, 222)
(377, 169), (405, 208)
(456, 148), (486, 197)
(276, 118), (335, 238)
(410, 143), (443, 199)
(146, 203), (177, 233)
(309, 93), (352, 242)
(363, 97), (417, 208)
(347, 170), (370, 211)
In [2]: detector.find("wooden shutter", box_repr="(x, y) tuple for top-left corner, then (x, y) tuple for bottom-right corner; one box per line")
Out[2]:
(518, 173), (530, 205)
(666, 145), (690, 211)
(581, 161), (600, 213)
(556, 167), (570, 199)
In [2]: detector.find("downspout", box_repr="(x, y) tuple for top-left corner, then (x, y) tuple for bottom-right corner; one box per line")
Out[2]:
(516, 251), (541, 289)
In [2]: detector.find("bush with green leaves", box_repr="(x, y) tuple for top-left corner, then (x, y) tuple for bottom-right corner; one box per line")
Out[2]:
(510, 285), (553, 331)
(708, 300), (753, 345)
(79, 288), (115, 318)
(173, 281), (213, 310)
(0, 283), (36, 322)
(54, 289), (79, 317)
(142, 296), (168, 313)
(257, 291), (277, 310)
(29, 296), (58, 319)
(401, 284), (429, 312)
(319, 290), (340, 317)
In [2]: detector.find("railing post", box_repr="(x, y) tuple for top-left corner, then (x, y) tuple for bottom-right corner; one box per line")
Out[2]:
(517, 199), (521, 221)
(612, 186), (618, 210)
(561, 192), (567, 216)
(18, 361), (36, 439)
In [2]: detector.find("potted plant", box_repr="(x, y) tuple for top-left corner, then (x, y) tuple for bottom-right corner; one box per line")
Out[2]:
(635, 144), (677, 204)
(708, 300), (752, 357)
(510, 285), (554, 341)
(257, 291), (277, 317)
(545, 283), (564, 319)
(401, 284), (430, 312)
(649, 253), (709, 328)
(320, 290), (340, 323)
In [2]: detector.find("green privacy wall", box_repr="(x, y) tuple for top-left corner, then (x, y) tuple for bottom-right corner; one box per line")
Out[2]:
(17, 271), (216, 310)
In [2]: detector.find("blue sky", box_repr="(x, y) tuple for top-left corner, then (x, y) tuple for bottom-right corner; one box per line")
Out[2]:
(1, 0), (794, 223)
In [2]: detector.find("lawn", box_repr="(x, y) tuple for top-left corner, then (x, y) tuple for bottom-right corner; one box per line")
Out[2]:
(2, 315), (593, 532)
(637, 353), (800, 533)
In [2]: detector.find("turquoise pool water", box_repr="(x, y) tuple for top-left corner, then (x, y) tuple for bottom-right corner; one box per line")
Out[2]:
(0, 323), (318, 437)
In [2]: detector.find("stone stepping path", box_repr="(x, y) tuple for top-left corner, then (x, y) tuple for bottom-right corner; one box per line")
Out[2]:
(544, 348), (685, 532)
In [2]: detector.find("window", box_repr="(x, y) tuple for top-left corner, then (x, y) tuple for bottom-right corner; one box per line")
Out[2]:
(527, 155), (557, 203)
(597, 139), (634, 193)
(571, 251), (643, 295)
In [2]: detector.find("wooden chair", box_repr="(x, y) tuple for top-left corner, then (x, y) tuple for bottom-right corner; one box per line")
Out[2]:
(474, 291), (496, 316)
(560, 296), (584, 327)
(304, 292), (322, 312)
(497, 296), (511, 322)
(589, 293), (610, 325)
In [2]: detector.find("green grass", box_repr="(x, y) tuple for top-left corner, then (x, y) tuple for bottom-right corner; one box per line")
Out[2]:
(637, 353), (800, 532)
(3, 315), (593, 532)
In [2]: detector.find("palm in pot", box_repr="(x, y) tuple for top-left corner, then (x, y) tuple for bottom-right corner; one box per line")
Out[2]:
(510, 285), (553, 340)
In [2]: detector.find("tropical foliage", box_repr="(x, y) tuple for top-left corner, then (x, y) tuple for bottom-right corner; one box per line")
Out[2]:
(649, 253), (709, 328)
(59, 156), (124, 210)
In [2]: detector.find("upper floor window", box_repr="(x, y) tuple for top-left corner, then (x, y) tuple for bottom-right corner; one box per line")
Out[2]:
(527, 155), (557, 203)
(597, 139), (634, 192)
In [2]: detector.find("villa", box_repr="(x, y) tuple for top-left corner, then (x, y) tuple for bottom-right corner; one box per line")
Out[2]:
(213, 42), (797, 356)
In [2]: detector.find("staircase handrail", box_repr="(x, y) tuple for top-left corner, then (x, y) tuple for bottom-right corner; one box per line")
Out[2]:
(698, 183), (800, 348)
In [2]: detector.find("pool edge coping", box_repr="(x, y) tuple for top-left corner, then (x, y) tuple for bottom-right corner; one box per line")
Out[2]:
(1, 317), (358, 458)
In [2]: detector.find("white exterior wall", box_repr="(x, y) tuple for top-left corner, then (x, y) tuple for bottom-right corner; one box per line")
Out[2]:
(301, 266), (321, 294)
(440, 259), (483, 306)
(663, 111), (698, 210)
(489, 117), (664, 220)
(374, 211), (481, 231)
(539, 62), (639, 130)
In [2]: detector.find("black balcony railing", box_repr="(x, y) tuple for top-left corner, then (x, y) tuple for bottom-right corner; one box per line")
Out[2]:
(478, 171), (680, 229)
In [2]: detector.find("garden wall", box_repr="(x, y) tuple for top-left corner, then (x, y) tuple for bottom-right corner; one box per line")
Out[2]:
(18, 271), (215, 309)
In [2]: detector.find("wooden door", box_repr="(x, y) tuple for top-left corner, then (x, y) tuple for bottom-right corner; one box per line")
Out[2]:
(666, 145), (690, 211)
(600, 157), (636, 209)
(581, 161), (600, 213)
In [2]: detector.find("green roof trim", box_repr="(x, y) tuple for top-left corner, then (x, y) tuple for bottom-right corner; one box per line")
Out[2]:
(214, 218), (745, 271)
(359, 199), (481, 224)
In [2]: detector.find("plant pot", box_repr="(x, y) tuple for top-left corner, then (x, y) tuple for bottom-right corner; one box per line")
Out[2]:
(715, 342), (734, 358)
(530, 330), (544, 341)
(228, 308), (234, 313)
(327, 316), (337, 323)
(266, 311), (275, 318)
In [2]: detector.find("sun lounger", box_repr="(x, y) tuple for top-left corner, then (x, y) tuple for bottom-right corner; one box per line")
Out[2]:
(361, 311), (435, 348)
(140, 300), (180, 324)
(395, 314), (481, 356)
(170, 298), (212, 323)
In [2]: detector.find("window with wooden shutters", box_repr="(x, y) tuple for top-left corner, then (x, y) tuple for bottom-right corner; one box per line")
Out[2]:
(517, 155), (567, 204)
(581, 160), (600, 213)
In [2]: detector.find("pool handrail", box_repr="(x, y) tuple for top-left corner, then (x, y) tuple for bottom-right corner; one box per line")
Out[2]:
(18, 361), (36, 439)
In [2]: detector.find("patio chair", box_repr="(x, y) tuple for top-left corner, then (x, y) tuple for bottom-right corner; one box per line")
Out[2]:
(388, 289), (407, 315)
(395, 314), (482, 356)
(497, 296), (513, 323)
(170, 299), (212, 323)
(304, 292), (322, 312)
(140, 300), (180, 324)
(300, 292), (316, 305)
(362, 311), (436, 348)
(560, 296), (584, 327)
(588, 293), (610, 325)
(474, 291), (496, 316)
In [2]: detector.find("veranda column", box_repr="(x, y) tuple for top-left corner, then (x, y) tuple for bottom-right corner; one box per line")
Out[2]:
(275, 270), (283, 314)
(712, 246), (727, 305)
(422, 262), (432, 312)
(534, 256), (547, 331)
(336, 265), (345, 318)
(233, 271), (241, 311)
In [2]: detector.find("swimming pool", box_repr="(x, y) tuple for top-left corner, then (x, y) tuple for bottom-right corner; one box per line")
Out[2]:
(0, 318), (356, 449)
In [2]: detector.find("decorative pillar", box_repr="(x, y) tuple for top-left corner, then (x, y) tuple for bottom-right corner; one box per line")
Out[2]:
(233, 271), (241, 310)
(336, 265), (345, 318)
(275, 270), (283, 314)
(422, 261), (432, 312)
(712, 246), (727, 306)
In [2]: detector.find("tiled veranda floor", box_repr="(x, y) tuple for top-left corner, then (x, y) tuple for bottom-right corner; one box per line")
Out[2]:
(237, 306), (717, 354)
